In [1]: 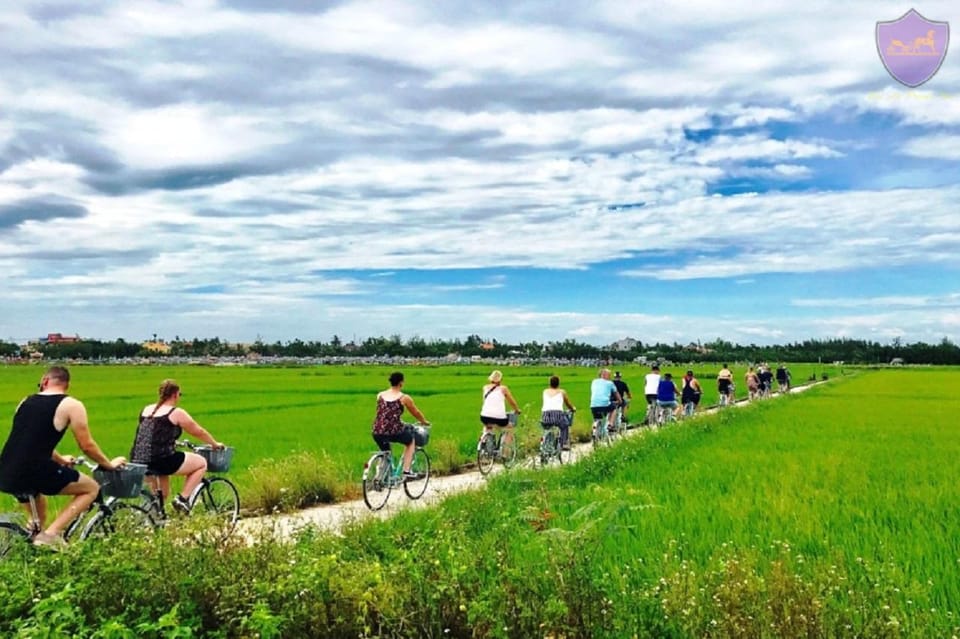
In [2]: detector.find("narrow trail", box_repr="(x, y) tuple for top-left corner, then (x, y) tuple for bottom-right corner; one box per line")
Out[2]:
(238, 382), (819, 540)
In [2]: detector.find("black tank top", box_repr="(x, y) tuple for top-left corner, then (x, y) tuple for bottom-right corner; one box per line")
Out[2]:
(0, 394), (69, 482)
(130, 408), (182, 463)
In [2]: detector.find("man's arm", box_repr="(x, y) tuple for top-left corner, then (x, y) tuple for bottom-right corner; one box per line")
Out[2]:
(62, 398), (123, 470)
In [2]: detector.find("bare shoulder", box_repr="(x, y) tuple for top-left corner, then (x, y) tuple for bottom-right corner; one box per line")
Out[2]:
(59, 396), (85, 414)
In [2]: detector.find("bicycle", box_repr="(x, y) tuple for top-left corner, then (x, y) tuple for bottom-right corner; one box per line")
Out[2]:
(0, 490), (46, 557)
(610, 402), (627, 441)
(362, 424), (431, 511)
(591, 409), (614, 448)
(655, 402), (679, 426)
(65, 457), (156, 541)
(139, 440), (240, 537)
(644, 398), (659, 426)
(477, 412), (519, 476)
(1, 458), (155, 555)
(718, 382), (736, 407)
(535, 411), (573, 468)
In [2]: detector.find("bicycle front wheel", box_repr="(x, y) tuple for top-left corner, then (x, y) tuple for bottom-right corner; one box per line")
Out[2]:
(0, 522), (28, 558)
(477, 433), (496, 476)
(192, 477), (240, 532)
(362, 453), (393, 511)
(403, 448), (431, 499)
(80, 503), (156, 540)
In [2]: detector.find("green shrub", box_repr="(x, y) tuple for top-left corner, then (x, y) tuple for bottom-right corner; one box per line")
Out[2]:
(244, 450), (355, 514)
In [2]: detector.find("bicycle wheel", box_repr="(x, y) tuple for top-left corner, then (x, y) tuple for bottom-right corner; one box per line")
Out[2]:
(500, 436), (518, 469)
(192, 477), (240, 532)
(477, 433), (496, 476)
(608, 418), (621, 441)
(63, 509), (91, 542)
(403, 449), (431, 500)
(537, 430), (554, 467)
(363, 453), (393, 510)
(80, 503), (156, 540)
(0, 522), (28, 558)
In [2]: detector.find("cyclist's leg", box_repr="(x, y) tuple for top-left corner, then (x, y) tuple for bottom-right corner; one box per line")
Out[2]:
(49, 474), (99, 537)
(395, 429), (416, 473)
(176, 453), (207, 499)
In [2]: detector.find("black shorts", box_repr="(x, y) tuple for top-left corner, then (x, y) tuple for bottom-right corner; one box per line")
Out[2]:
(145, 452), (186, 476)
(0, 459), (80, 503)
(590, 405), (614, 419)
(645, 394), (657, 405)
(480, 415), (510, 427)
(373, 430), (414, 452)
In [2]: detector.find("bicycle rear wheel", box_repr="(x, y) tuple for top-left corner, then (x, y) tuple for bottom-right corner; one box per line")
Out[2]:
(363, 453), (393, 510)
(193, 477), (240, 528)
(591, 419), (603, 449)
(80, 503), (156, 540)
(536, 430), (554, 467)
(477, 433), (496, 476)
(403, 449), (431, 499)
(0, 522), (28, 558)
(500, 436), (518, 469)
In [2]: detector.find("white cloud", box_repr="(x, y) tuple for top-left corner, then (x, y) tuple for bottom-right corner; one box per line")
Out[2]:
(1, 1), (959, 346)
(899, 134), (960, 160)
(102, 105), (288, 170)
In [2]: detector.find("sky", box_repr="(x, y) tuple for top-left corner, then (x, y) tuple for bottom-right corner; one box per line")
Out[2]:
(1, 1), (959, 347)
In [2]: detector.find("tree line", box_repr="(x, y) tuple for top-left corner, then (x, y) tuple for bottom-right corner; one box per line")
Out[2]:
(2, 334), (959, 365)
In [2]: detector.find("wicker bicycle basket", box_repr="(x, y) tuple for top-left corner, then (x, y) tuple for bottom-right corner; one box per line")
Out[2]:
(412, 425), (430, 447)
(93, 463), (148, 498)
(196, 446), (235, 472)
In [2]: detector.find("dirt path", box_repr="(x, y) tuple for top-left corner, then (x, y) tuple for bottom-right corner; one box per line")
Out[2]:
(238, 382), (817, 540)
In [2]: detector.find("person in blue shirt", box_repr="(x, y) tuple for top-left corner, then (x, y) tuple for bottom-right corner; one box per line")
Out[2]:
(657, 372), (682, 421)
(590, 368), (622, 434)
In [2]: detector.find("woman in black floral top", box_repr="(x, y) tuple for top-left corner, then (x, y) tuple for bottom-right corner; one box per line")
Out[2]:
(372, 371), (429, 477)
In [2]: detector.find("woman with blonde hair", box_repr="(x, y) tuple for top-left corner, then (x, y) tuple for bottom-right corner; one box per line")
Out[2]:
(130, 379), (224, 513)
(480, 370), (522, 450)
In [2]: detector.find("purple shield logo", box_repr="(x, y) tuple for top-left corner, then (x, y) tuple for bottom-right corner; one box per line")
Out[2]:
(877, 9), (949, 87)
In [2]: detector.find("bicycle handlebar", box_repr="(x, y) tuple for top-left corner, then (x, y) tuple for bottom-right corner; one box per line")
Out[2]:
(69, 456), (98, 471)
(176, 439), (227, 450)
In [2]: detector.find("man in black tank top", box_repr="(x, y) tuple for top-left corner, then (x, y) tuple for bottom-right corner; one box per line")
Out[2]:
(0, 366), (126, 547)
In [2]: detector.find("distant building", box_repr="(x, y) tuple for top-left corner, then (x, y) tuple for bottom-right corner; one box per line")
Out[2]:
(683, 342), (712, 354)
(611, 338), (638, 352)
(41, 333), (80, 344)
(142, 340), (171, 354)
(890, 357), (905, 366)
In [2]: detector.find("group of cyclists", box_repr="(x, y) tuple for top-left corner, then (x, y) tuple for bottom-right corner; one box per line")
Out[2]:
(0, 366), (225, 549)
(371, 361), (797, 468)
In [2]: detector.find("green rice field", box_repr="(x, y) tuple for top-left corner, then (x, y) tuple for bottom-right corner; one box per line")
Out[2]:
(0, 364), (957, 636)
(0, 362), (837, 505)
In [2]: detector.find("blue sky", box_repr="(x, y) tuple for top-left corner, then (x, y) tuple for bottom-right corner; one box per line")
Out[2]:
(1, 1), (959, 346)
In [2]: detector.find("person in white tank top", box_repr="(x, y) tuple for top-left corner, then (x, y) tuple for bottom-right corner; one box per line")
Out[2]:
(480, 370), (522, 448)
(540, 375), (576, 449)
